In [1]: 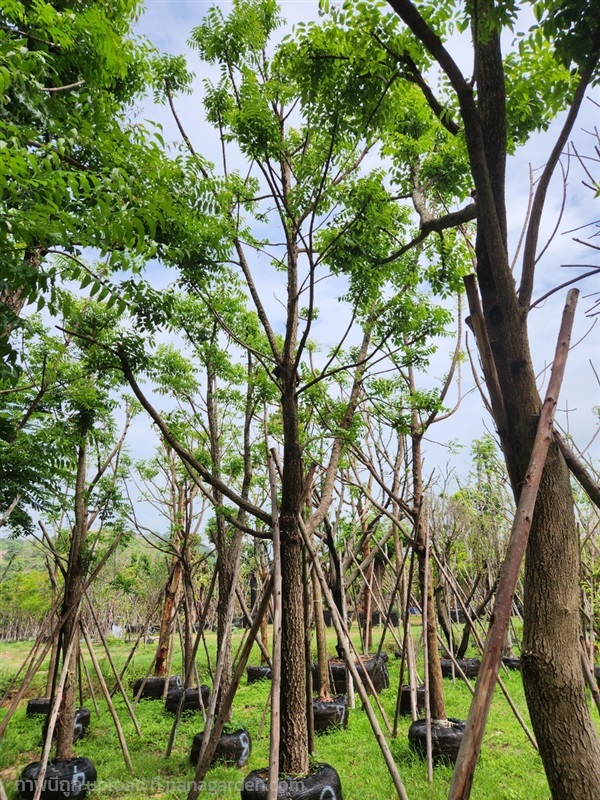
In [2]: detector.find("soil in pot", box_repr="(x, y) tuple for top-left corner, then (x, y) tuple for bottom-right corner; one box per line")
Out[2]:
(440, 658), (481, 679)
(190, 727), (251, 768)
(18, 757), (96, 800)
(132, 674), (182, 700)
(408, 717), (467, 765)
(312, 695), (349, 734)
(246, 665), (272, 684)
(241, 762), (342, 800)
(164, 685), (210, 713)
(398, 684), (426, 716)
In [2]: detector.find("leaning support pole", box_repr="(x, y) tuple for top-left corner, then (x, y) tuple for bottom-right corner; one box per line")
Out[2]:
(85, 595), (141, 736)
(81, 624), (134, 774)
(186, 541), (244, 799)
(164, 565), (218, 758)
(448, 289), (579, 800)
(299, 517), (411, 800)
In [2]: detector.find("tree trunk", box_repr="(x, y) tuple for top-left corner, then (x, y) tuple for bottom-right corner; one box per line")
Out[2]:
(215, 530), (242, 712)
(411, 389), (446, 720)
(55, 422), (88, 761)
(278, 373), (309, 775)
(154, 555), (182, 677)
(311, 567), (331, 700)
(469, 7), (600, 793)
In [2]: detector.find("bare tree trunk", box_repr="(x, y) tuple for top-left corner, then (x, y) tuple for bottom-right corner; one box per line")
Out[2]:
(55, 420), (89, 761)
(311, 567), (331, 700)
(154, 554), (182, 677)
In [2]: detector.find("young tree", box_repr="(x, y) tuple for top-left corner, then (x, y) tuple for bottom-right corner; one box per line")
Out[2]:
(114, 0), (465, 778)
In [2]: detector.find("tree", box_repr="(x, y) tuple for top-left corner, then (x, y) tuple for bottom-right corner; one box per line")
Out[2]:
(336, 0), (600, 794)
(111, 0), (467, 778)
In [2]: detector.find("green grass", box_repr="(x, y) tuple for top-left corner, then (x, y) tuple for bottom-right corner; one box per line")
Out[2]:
(1, 629), (597, 799)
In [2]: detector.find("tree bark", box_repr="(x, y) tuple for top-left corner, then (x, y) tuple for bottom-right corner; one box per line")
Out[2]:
(55, 419), (89, 761)
(278, 370), (309, 775)
(311, 566), (331, 700)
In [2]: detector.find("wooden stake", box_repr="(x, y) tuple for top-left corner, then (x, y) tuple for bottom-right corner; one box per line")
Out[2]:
(448, 289), (578, 800)
(85, 595), (141, 735)
(422, 519), (433, 784)
(82, 624), (133, 773)
(79, 649), (100, 716)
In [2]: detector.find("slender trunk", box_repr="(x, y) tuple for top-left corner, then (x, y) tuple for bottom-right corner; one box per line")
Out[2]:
(154, 556), (182, 676)
(311, 567), (331, 700)
(278, 373), (308, 775)
(412, 428), (446, 721)
(362, 539), (373, 652)
(55, 421), (89, 761)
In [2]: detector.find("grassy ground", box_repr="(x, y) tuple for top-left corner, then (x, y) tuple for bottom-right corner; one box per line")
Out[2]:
(1, 627), (597, 799)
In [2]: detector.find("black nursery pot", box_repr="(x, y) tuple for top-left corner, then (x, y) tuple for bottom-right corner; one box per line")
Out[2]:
(132, 674), (182, 700)
(312, 695), (349, 733)
(312, 654), (389, 696)
(247, 665), (272, 684)
(18, 757), (96, 800)
(26, 698), (52, 717)
(241, 762), (342, 800)
(190, 728), (252, 768)
(398, 684), (426, 716)
(408, 718), (466, 765)
(42, 708), (90, 744)
(440, 658), (481, 679)
(165, 685), (210, 713)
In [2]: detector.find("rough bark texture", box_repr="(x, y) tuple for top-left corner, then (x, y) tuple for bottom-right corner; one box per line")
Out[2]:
(312, 567), (331, 700)
(278, 372), (309, 775)
(55, 425), (88, 761)
(412, 414), (446, 720)
(470, 7), (600, 793)
(216, 533), (242, 710)
(154, 555), (182, 677)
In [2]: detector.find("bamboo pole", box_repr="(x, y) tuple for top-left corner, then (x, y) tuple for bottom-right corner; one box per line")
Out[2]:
(432, 551), (537, 748)
(393, 540), (418, 736)
(581, 642), (600, 716)
(85, 595), (141, 735)
(79, 649), (100, 716)
(299, 516), (411, 800)
(81, 624), (133, 773)
(164, 565), (217, 758)
(186, 542), (244, 798)
(448, 289), (579, 800)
